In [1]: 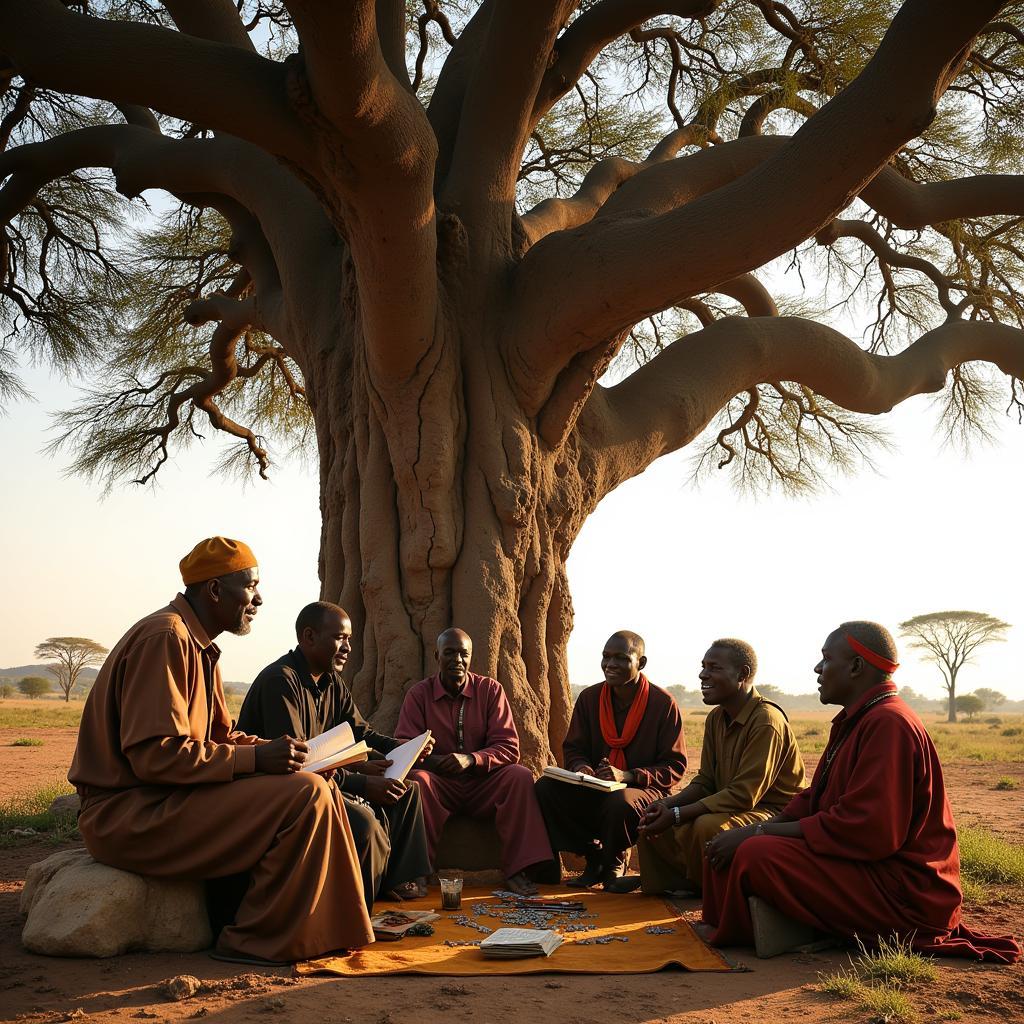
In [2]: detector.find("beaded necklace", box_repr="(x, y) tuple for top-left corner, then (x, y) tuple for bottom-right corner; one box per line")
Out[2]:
(811, 690), (896, 811)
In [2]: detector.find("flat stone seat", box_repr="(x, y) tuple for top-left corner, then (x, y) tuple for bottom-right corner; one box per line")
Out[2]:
(434, 815), (504, 871)
(21, 848), (212, 957)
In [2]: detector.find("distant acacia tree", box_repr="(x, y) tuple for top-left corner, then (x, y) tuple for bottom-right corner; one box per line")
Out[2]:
(34, 637), (109, 703)
(899, 611), (1011, 723)
(972, 687), (1007, 710)
(955, 693), (984, 722)
(0, 680), (14, 700)
(18, 676), (52, 699)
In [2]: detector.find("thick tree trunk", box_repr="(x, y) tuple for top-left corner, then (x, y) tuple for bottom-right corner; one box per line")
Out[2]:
(302, 261), (602, 771)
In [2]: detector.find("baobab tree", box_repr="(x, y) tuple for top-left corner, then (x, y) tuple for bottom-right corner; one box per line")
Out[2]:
(900, 611), (1010, 723)
(2, 2), (1024, 766)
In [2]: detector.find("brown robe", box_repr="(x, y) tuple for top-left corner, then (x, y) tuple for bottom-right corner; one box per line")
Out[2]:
(535, 676), (687, 871)
(68, 595), (373, 962)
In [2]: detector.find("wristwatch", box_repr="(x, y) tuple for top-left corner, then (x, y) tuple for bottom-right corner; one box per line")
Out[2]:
(672, 805), (682, 826)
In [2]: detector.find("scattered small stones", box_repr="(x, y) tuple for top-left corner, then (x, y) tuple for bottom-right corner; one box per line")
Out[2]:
(577, 935), (629, 945)
(644, 926), (676, 935)
(442, 939), (481, 947)
(188, 1009), (209, 1019)
(438, 983), (469, 996)
(450, 915), (492, 934)
(160, 976), (201, 1001)
(131, 1012), (157, 1019)
(405, 922), (435, 937)
(261, 998), (286, 1013)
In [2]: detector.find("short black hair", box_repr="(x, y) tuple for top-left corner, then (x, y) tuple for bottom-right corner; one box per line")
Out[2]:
(608, 630), (646, 658)
(839, 620), (899, 677)
(708, 638), (758, 679)
(295, 601), (346, 640)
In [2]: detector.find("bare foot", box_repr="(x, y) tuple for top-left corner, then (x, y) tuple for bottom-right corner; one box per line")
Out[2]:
(504, 871), (539, 896)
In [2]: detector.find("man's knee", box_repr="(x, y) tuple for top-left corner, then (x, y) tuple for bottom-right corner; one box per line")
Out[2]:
(692, 814), (729, 845)
(496, 763), (534, 787)
(600, 789), (641, 824)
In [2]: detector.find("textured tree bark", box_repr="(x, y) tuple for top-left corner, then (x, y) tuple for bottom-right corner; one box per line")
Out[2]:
(302, 252), (603, 771)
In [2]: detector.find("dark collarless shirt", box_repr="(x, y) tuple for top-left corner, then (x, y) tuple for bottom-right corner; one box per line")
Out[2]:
(237, 648), (400, 797)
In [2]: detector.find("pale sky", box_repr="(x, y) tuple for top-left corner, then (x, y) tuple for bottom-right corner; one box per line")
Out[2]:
(1, 362), (1022, 702)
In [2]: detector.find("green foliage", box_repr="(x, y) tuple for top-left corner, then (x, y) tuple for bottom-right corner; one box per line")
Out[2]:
(0, 779), (79, 848)
(11, 737), (43, 746)
(974, 688), (1007, 710)
(849, 935), (938, 986)
(0, 681), (14, 699)
(958, 825), (1024, 886)
(817, 968), (861, 999)
(5, 0), (1024, 500)
(17, 676), (52, 699)
(954, 694), (984, 721)
(0, 702), (83, 729)
(993, 777), (1017, 791)
(857, 984), (918, 1024)
(818, 935), (933, 1024)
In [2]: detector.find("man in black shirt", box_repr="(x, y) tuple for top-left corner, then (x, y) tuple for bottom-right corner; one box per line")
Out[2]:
(238, 601), (432, 903)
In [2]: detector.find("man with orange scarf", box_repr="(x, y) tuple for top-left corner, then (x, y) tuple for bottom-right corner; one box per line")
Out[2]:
(701, 621), (1021, 964)
(535, 631), (687, 888)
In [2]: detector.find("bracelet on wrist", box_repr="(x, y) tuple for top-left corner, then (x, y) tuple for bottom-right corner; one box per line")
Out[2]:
(672, 805), (682, 826)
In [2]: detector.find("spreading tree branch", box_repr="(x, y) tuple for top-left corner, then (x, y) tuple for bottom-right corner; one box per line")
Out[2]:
(0, 0), (313, 162)
(511, 1), (1000, 421)
(589, 315), (1024, 494)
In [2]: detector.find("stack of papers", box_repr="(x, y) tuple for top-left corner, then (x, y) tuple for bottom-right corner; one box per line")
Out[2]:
(479, 927), (564, 959)
(542, 765), (626, 792)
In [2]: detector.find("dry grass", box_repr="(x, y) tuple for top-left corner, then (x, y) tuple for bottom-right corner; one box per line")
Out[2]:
(11, 737), (44, 746)
(0, 778), (79, 847)
(0, 702), (83, 729)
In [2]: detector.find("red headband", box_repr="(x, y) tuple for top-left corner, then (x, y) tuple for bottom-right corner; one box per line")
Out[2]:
(846, 634), (899, 675)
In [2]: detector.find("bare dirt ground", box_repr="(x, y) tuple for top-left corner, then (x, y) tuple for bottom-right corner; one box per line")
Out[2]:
(2, 728), (1022, 1024)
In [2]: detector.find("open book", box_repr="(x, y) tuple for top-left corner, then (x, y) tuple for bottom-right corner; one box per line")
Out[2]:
(301, 721), (370, 774)
(384, 731), (432, 782)
(480, 927), (564, 958)
(542, 765), (626, 792)
(371, 909), (439, 940)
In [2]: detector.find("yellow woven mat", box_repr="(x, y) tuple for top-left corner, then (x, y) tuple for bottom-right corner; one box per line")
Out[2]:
(297, 885), (733, 976)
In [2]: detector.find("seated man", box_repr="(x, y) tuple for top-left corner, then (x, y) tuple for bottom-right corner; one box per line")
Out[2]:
(69, 538), (373, 966)
(624, 638), (804, 895)
(396, 627), (554, 896)
(702, 621), (1021, 963)
(534, 631), (687, 889)
(238, 601), (432, 903)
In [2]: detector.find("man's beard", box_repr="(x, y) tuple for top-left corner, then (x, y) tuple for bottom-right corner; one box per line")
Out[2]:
(229, 610), (254, 636)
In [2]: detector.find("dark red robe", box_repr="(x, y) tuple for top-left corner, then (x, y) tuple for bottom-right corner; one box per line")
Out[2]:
(702, 683), (1020, 963)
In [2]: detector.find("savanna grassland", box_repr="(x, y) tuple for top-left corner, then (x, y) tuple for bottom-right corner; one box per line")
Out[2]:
(1, 698), (1022, 1024)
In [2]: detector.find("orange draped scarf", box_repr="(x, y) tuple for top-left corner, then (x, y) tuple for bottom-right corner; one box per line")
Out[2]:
(599, 673), (650, 769)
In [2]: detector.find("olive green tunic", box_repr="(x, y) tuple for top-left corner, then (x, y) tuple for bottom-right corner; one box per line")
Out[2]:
(639, 689), (805, 893)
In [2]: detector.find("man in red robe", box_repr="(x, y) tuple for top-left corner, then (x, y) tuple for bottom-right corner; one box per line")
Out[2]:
(396, 627), (555, 896)
(702, 621), (1021, 964)
(534, 631), (687, 888)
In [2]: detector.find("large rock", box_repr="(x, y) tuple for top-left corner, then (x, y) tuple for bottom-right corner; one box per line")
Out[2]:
(434, 815), (504, 871)
(21, 849), (211, 957)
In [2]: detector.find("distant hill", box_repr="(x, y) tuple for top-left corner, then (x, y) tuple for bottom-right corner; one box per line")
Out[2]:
(0, 665), (249, 695)
(0, 664), (99, 683)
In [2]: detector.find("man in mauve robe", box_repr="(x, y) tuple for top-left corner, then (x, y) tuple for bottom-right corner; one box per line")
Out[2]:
(702, 621), (1021, 964)
(622, 638), (804, 895)
(238, 601), (432, 903)
(396, 627), (555, 896)
(534, 631), (687, 888)
(68, 537), (373, 965)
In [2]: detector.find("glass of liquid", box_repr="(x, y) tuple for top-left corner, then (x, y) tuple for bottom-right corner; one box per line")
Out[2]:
(439, 876), (463, 910)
